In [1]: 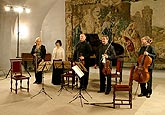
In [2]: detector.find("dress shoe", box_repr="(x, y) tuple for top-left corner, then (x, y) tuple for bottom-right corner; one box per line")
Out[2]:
(105, 91), (110, 95)
(33, 81), (38, 84)
(37, 82), (42, 84)
(97, 91), (104, 93)
(146, 93), (151, 98)
(82, 87), (86, 90)
(138, 93), (146, 97)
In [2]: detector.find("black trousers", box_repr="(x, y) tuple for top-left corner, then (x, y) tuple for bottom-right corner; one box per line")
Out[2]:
(79, 63), (90, 89)
(140, 69), (153, 95)
(34, 71), (42, 83)
(99, 66), (111, 92)
(80, 72), (89, 89)
(52, 68), (63, 85)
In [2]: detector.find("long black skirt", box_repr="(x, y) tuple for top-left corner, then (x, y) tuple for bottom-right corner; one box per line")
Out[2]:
(51, 67), (63, 85)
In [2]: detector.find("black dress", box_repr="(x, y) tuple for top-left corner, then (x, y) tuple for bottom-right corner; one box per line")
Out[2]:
(51, 60), (63, 85)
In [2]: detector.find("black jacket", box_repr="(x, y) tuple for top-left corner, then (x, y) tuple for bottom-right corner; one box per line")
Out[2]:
(95, 43), (116, 68)
(31, 45), (46, 64)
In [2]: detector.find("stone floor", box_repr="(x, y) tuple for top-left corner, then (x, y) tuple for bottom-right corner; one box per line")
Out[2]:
(0, 67), (164, 115)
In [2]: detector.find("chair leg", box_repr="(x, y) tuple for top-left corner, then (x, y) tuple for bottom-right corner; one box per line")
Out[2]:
(129, 91), (132, 109)
(113, 89), (116, 108)
(11, 79), (12, 92)
(72, 76), (75, 90)
(15, 80), (18, 94)
(115, 77), (117, 84)
(20, 80), (22, 90)
(27, 78), (29, 92)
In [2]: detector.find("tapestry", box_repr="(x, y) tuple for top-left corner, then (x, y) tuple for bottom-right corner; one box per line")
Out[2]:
(65, 0), (165, 69)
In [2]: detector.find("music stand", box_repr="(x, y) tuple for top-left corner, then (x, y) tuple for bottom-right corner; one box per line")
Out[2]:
(69, 63), (92, 107)
(57, 61), (72, 96)
(31, 61), (52, 99)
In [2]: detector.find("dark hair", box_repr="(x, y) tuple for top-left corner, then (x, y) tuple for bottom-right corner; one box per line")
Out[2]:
(55, 40), (62, 46)
(102, 35), (109, 40)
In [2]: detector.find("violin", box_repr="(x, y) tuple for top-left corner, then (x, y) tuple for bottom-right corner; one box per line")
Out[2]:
(79, 53), (85, 65)
(133, 46), (152, 83)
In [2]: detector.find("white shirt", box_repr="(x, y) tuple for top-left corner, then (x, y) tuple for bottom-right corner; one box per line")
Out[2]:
(52, 47), (65, 61)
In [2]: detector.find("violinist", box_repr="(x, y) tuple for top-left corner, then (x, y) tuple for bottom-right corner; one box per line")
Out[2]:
(31, 37), (46, 84)
(94, 35), (116, 95)
(137, 36), (156, 98)
(73, 33), (92, 90)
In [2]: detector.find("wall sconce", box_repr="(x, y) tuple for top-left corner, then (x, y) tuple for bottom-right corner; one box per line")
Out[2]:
(4, 5), (31, 58)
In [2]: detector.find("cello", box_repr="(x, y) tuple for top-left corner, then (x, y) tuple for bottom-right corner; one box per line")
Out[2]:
(133, 45), (152, 83)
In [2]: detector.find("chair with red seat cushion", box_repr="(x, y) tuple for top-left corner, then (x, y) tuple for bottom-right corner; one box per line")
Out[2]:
(113, 65), (135, 109)
(10, 58), (30, 94)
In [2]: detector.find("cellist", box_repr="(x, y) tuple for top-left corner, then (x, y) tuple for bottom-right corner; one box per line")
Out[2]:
(94, 35), (116, 95)
(137, 36), (156, 98)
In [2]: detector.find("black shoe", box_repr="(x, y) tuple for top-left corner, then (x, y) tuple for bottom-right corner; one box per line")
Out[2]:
(146, 93), (151, 98)
(82, 88), (86, 90)
(37, 82), (42, 84)
(97, 91), (104, 93)
(33, 81), (38, 84)
(105, 91), (110, 95)
(138, 93), (146, 97)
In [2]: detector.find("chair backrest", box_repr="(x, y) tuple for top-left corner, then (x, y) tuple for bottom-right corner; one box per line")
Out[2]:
(129, 65), (135, 86)
(116, 58), (123, 72)
(11, 60), (22, 75)
(45, 53), (52, 61)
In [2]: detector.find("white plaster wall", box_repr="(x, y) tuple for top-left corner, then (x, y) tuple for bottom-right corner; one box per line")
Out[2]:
(41, 0), (65, 54)
(0, 0), (65, 70)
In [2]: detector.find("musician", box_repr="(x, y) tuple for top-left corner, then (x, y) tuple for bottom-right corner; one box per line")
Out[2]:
(52, 40), (65, 85)
(73, 33), (92, 90)
(94, 35), (116, 95)
(137, 36), (156, 98)
(52, 40), (65, 61)
(31, 37), (46, 84)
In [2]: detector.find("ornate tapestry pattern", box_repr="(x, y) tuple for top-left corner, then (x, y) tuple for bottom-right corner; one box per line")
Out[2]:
(65, 0), (165, 69)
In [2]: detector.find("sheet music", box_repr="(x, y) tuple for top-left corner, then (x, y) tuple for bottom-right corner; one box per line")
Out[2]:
(72, 65), (84, 78)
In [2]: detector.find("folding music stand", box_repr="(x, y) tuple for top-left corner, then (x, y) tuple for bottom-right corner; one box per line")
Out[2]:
(69, 63), (92, 107)
(31, 61), (52, 99)
(57, 61), (73, 96)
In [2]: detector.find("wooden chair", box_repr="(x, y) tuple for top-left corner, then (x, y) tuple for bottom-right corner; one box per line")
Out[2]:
(111, 58), (123, 84)
(61, 61), (78, 90)
(113, 65), (135, 109)
(10, 59), (30, 94)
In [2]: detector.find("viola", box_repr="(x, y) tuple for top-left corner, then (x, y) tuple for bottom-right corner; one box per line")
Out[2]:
(101, 41), (112, 76)
(133, 46), (152, 83)
(102, 59), (111, 75)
